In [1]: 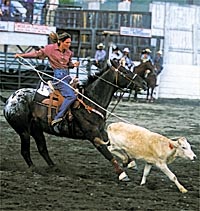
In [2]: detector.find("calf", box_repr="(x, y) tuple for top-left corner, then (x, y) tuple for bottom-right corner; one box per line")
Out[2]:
(107, 122), (196, 193)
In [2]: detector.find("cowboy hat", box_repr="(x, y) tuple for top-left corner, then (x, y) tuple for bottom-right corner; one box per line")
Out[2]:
(97, 43), (105, 49)
(123, 47), (130, 53)
(157, 50), (162, 55)
(145, 48), (151, 53)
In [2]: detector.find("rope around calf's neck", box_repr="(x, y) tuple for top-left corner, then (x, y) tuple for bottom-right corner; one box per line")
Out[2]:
(17, 56), (132, 124)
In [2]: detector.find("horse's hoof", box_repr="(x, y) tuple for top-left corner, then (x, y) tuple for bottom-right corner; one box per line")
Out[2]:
(127, 161), (138, 171)
(121, 176), (131, 182)
(119, 172), (131, 182)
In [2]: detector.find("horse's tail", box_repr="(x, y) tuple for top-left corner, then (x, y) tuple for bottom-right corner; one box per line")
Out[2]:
(0, 95), (7, 104)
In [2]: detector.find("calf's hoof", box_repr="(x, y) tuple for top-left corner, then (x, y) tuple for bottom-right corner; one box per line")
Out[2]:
(119, 172), (131, 182)
(180, 187), (188, 193)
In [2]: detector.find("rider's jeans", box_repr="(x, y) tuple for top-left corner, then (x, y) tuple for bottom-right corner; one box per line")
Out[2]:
(53, 69), (76, 120)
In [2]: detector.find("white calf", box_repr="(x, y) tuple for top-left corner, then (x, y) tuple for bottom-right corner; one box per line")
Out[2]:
(107, 122), (196, 193)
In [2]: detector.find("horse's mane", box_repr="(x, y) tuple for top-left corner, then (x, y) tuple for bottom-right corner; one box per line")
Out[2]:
(82, 67), (108, 87)
(134, 60), (154, 73)
(137, 60), (151, 68)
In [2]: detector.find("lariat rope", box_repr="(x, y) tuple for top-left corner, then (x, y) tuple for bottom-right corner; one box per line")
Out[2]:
(17, 56), (132, 124)
(105, 64), (135, 120)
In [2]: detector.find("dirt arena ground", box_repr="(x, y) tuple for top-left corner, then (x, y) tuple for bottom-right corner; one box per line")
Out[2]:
(0, 92), (199, 211)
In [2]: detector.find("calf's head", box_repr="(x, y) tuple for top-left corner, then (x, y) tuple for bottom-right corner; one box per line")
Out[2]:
(176, 137), (196, 160)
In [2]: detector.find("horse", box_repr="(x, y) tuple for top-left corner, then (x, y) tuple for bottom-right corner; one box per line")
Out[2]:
(1, 60), (147, 182)
(133, 61), (157, 102)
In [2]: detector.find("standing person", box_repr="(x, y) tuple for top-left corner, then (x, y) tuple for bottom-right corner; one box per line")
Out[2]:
(24, 0), (34, 23)
(32, 0), (46, 24)
(94, 43), (106, 69)
(153, 50), (163, 75)
(1, 0), (13, 21)
(45, 0), (59, 26)
(15, 32), (80, 126)
(0, 0), (2, 19)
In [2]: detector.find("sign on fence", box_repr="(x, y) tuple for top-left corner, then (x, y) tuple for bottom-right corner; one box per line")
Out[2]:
(120, 26), (152, 37)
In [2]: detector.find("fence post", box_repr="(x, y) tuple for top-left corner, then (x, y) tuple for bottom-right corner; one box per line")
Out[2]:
(192, 24), (198, 65)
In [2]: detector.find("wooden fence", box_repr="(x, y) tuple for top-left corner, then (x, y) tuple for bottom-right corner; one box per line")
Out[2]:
(54, 9), (152, 59)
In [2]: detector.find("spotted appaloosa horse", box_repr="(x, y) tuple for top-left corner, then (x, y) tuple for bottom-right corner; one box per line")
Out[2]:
(1, 60), (146, 182)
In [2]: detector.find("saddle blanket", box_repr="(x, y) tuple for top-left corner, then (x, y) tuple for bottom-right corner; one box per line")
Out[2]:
(34, 82), (64, 107)
(36, 81), (52, 97)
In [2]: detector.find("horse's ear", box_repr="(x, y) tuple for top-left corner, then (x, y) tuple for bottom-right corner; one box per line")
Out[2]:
(107, 59), (112, 67)
(109, 59), (120, 68)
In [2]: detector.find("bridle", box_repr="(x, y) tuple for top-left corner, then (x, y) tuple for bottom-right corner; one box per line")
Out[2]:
(107, 62), (139, 91)
(105, 62), (139, 120)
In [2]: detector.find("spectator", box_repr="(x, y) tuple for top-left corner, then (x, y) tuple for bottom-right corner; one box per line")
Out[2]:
(120, 47), (134, 70)
(0, 0), (3, 18)
(154, 50), (163, 75)
(32, 0), (46, 24)
(110, 45), (123, 62)
(11, 0), (27, 22)
(45, 0), (59, 26)
(94, 43), (106, 69)
(1, 0), (14, 21)
(140, 48), (153, 64)
(24, 0), (34, 23)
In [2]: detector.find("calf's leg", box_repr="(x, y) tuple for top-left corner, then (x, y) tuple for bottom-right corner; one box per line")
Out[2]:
(157, 163), (187, 193)
(140, 163), (152, 185)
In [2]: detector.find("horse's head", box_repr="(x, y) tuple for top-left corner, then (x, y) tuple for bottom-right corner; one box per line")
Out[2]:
(134, 61), (155, 77)
(109, 59), (147, 90)
(144, 61), (155, 72)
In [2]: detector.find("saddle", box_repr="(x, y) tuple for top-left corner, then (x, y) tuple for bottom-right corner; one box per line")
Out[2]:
(34, 80), (80, 124)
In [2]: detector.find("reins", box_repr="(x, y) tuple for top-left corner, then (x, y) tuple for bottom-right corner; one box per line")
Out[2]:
(105, 63), (136, 120)
(17, 57), (133, 124)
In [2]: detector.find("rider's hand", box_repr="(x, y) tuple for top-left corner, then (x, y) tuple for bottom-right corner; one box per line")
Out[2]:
(73, 61), (80, 67)
(15, 54), (21, 58)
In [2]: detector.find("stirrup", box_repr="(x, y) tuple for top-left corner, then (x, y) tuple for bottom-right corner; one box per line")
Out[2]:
(51, 118), (63, 126)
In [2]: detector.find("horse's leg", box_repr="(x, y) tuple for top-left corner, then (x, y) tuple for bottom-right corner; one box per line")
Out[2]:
(93, 137), (130, 181)
(150, 87), (154, 102)
(30, 122), (54, 167)
(146, 87), (150, 101)
(19, 131), (34, 167)
(134, 88), (138, 101)
(128, 88), (133, 101)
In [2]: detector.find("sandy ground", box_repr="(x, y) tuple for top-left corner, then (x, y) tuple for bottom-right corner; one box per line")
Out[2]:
(0, 93), (199, 211)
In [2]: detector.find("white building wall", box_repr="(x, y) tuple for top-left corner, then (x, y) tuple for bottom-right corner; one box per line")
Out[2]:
(159, 64), (200, 99)
(150, 2), (200, 100)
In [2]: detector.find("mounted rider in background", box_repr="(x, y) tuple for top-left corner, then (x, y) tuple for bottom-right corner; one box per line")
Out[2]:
(153, 50), (164, 75)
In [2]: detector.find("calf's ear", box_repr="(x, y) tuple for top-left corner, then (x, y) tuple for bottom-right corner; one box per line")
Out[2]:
(171, 136), (187, 142)
(177, 137), (188, 145)
(170, 137), (180, 141)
